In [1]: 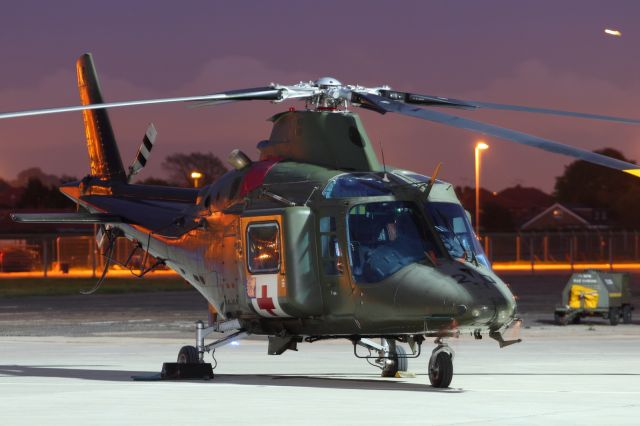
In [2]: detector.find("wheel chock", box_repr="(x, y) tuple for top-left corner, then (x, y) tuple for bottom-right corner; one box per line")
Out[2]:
(161, 362), (214, 380)
(132, 363), (214, 381)
(394, 371), (416, 378)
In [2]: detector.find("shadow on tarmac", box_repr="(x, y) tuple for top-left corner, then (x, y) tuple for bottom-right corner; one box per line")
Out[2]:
(0, 365), (462, 392)
(0, 365), (139, 382)
(213, 374), (462, 392)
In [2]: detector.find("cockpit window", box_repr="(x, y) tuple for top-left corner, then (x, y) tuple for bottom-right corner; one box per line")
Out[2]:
(347, 201), (442, 283)
(425, 202), (490, 268)
(323, 173), (399, 198)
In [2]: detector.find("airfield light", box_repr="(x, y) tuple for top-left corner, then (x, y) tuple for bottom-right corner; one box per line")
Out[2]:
(475, 141), (489, 237)
(191, 171), (203, 188)
(604, 28), (622, 37)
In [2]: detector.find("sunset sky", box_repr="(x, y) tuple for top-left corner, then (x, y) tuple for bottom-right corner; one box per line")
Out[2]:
(1, 0), (640, 192)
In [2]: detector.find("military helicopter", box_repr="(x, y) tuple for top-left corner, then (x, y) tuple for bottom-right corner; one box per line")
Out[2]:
(4, 53), (640, 388)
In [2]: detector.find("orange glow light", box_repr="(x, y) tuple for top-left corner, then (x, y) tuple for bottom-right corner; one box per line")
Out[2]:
(492, 262), (640, 271)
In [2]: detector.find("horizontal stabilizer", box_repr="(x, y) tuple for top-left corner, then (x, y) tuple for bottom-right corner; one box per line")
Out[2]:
(10, 212), (124, 224)
(79, 195), (195, 237)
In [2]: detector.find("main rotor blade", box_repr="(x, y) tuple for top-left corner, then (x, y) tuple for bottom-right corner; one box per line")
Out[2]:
(379, 90), (640, 125)
(357, 93), (640, 177)
(0, 87), (281, 120)
(470, 101), (640, 125)
(378, 89), (477, 109)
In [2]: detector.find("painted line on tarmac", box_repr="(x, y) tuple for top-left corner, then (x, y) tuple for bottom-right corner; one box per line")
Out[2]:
(473, 388), (640, 394)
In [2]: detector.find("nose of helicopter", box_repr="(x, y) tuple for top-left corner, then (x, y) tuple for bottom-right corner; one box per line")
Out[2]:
(460, 278), (517, 329)
(393, 262), (516, 330)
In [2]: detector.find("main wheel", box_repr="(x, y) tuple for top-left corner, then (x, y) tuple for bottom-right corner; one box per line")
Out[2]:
(381, 345), (408, 377)
(609, 307), (620, 326)
(177, 345), (199, 364)
(554, 312), (568, 326)
(395, 346), (408, 372)
(622, 305), (633, 324)
(429, 351), (453, 388)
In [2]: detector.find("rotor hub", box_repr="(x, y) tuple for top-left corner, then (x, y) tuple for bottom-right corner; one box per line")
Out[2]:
(271, 78), (390, 112)
(314, 77), (342, 88)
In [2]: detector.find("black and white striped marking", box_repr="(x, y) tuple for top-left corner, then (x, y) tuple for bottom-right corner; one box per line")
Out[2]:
(128, 123), (157, 179)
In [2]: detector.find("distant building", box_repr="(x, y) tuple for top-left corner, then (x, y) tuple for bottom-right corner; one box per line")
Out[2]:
(456, 184), (554, 232)
(520, 203), (609, 231)
(493, 185), (554, 225)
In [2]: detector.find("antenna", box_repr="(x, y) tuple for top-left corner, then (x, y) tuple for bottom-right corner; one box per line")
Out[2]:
(423, 162), (442, 199)
(379, 140), (389, 182)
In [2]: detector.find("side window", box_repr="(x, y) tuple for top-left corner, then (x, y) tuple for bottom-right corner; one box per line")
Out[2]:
(319, 216), (342, 275)
(247, 222), (281, 274)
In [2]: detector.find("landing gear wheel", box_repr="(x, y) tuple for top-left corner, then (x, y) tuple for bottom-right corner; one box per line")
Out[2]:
(622, 305), (633, 324)
(554, 312), (568, 326)
(429, 351), (453, 388)
(571, 315), (581, 324)
(177, 345), (200, 364)
(609, 307), (620, 326)
(380, 345), (408, 377)
(396, 346), (408, 372)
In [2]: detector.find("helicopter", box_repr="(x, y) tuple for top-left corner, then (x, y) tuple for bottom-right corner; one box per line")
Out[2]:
(4, 53), (640, 388)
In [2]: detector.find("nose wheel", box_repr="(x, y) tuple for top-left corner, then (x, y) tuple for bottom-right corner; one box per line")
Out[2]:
(428, 341), (454, 388)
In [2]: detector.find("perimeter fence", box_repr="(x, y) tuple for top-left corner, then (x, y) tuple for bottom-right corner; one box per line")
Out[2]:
(0, 234), (161, 276)
(1, 230), (640, 276)
(482, 230), (640, 269)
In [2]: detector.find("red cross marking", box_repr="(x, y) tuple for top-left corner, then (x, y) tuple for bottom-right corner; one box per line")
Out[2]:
(256, 285), (276, 316)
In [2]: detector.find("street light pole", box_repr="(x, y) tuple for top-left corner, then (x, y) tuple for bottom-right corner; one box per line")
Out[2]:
(474, 141), (489, 236)
(190, 171), (203, 188)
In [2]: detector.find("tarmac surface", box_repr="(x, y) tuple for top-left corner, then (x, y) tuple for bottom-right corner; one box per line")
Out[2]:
(1, 272), (639, 425)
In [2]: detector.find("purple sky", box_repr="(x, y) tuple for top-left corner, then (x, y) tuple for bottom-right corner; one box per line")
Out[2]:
(1, 0), (640, 192)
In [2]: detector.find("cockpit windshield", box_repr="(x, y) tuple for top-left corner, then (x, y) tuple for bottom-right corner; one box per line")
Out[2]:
(425, 201), (490, 268)
(323, 173), (401, 198)
(347, 201), (442, 283)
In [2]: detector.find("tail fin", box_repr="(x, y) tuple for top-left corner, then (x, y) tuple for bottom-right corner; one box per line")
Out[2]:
(76, 53), (127, 182)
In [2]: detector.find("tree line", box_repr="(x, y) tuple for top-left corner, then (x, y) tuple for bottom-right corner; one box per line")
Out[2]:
(5, 152), (228, 209)
(6, 147), (640, 230)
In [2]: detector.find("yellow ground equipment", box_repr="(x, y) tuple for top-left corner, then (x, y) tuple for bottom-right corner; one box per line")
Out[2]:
(554, 270), (633, 325)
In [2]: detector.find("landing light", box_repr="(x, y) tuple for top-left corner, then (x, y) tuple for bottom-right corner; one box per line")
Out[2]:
(604, 28), (622, 37)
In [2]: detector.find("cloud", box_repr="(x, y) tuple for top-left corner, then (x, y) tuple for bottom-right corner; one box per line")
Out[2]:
(0, 56), (638, 194)
(413, 59), (640, 192)
(0, 56), (310, 181)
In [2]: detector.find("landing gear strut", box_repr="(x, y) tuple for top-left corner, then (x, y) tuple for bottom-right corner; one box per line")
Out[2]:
(193, 319), (250, 361)
(428, 339), (454, 388)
